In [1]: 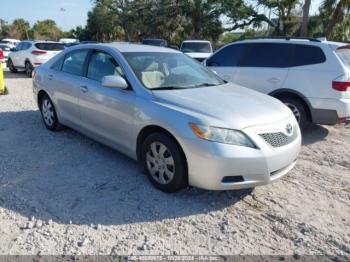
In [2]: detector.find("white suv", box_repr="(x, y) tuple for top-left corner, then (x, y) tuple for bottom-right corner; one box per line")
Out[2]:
(206, 37), (350, 128)
(180, 40), (213, 62)
(8, 41), (64, 77)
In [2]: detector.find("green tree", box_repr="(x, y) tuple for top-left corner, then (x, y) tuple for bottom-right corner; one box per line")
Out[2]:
(323, 0), (350, 39)
(9, 19), (30, 39)
(32, 20), (61, 40)
(220, 0), (300, 35)
(87, 0), (124, 42)
(0, 19), (10, 39)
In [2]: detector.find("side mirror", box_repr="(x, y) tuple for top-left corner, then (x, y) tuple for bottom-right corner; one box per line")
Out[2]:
(102, 75), (128, 89)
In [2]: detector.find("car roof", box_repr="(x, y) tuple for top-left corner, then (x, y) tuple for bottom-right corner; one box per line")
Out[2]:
(232, 38), (347, 47)
(101, 43), (179, 53)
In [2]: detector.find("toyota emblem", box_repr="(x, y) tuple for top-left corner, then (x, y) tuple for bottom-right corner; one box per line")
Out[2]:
(286, 124), (293, 135)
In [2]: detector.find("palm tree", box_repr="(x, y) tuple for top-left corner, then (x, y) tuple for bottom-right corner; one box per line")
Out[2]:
(300, 0), (311, 36)
(323, 0), (350, 39)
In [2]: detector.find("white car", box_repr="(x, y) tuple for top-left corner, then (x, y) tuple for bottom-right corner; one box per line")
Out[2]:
(59, 38), (79, 44)
(0, 44), (12, 64)
(8, 41), (64, 77)
(0, 38), (20, 49)
(181, 40), (213, 62)
(206, 37), (350, 128)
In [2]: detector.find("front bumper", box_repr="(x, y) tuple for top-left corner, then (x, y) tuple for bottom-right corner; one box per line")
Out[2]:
(181, 116), (301, 190)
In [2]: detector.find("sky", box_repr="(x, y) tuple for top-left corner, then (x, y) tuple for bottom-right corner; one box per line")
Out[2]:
(1, 0), (94, 31)
(1, 0), (324, 32)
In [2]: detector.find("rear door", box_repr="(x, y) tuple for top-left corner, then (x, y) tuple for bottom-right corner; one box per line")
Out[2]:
(50, 49), (90, 126)
(235, 43), (291, 94)
(206, 44), (245, 82)
(17, 42), (32, 67)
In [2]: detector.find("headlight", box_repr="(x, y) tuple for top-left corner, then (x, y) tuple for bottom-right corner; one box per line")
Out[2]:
(189, 123), (256, 148)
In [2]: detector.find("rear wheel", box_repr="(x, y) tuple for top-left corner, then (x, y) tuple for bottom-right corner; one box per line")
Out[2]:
(141, 133), (188, 193)
(7, 59), (17, 73)
(25, 61), (33, 78)
(280, 97), (308, 129)
(39, 94), (63, 131)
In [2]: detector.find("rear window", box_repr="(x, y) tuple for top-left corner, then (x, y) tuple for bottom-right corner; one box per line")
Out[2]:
(35, 43), (64, 51)
(181, 42), (211, 53)
(336, 46), (350, 67)
(292, 45), (326, 66)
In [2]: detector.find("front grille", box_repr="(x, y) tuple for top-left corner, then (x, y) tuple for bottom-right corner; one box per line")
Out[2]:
(259, 129), (298, 148)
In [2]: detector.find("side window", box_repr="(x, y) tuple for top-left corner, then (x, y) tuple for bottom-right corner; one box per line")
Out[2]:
(240, 43), (292, 68)
(62, 50), (89, 76)
(16, 43), (23, 51)
(51, 55), (65, 71)
(24, 43), (32, 50)
(207, 44), (245, 67)
(292, 45), (326, 67)
(87, 51), (124, 82)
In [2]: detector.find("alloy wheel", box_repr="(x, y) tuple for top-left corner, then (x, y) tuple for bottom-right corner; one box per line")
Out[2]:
(146, 142), (175, 185)
(41, 99), (55, 127)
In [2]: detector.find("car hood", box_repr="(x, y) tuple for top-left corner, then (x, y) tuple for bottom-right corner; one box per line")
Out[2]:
(152, 83), (292, 129)
(185, 52), (212, 59)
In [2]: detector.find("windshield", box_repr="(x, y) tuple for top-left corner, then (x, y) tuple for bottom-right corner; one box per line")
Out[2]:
(123, 52), (224, 90)
(336, 46), (350, 68)
(181, 42), (212, 53)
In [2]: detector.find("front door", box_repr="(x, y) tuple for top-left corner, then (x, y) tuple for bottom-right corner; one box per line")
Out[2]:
(78, 50), (136, 153)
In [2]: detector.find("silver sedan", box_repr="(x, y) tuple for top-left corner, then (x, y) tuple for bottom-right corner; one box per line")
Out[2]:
(33, 43), (301, 193)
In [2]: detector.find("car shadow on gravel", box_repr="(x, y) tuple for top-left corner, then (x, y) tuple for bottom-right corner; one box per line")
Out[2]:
(302, 124), (329, 145)
(3, 70), (28, 80)
(0, 110), (252, 226)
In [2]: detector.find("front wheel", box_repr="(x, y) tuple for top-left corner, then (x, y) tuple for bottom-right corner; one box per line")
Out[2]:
(280, 98), (309, 129)
(141, 133), (188, 193)
(7, 59), (17, 73)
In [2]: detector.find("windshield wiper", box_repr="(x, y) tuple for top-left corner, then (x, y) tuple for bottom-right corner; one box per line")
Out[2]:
(188, 83), (222, 88)
(151, 86), (188, 90)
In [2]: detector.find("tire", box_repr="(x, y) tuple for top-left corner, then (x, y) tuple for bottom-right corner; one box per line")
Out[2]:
(7, 59), (17, 73)
(39, 94), (63, 131)
(25, 61), (33, 78)
(141, 132), (188, 193)
(280, 97), (309, 129)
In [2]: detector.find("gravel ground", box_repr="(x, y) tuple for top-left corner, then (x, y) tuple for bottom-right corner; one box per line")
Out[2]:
(0, 70), (349, 256)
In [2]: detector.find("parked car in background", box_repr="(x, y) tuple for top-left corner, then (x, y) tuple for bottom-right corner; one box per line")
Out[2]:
(0, 38), (20, 49)
(142, 39), (168, 47)
(0, 44), (12, 64)
(8, 41), (64, 77)
(33, 43), (301, 193)
(59, 38), (79, 44)
(180, 40), (213, 62)
(206, 37), (350, 128)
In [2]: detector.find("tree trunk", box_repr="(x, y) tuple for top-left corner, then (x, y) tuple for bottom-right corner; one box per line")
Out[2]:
(325, 0), (345, 40)
(300, 0), (311, 36)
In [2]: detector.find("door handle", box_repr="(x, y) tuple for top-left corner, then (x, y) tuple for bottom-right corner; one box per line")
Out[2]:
(48, 74), (53, 80)
(267, 77), (280, 84)
(80, 85), (89, 93)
